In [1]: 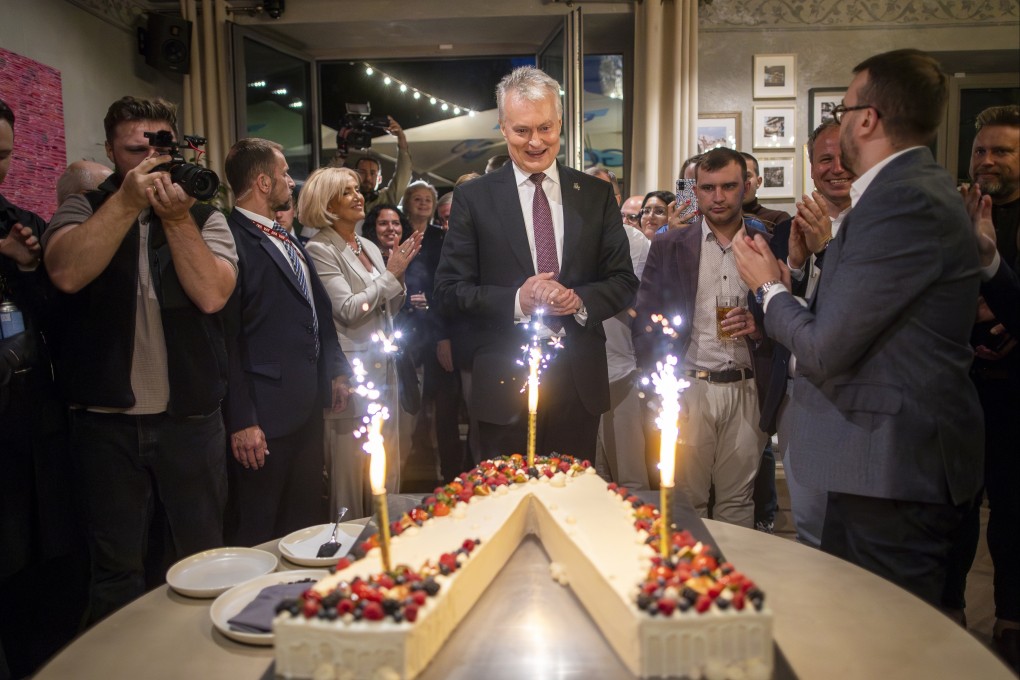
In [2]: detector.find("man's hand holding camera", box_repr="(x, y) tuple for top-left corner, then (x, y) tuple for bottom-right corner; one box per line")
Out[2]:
(148, 162), (197, 225)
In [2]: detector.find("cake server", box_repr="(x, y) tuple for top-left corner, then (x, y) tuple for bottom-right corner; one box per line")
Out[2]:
(316, 506), (349, 558)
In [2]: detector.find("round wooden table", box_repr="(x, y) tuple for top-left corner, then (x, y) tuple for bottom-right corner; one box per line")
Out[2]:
(34, 520), (1013, 680)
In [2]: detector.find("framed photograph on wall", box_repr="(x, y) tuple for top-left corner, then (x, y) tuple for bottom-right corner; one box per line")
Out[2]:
(809, 87), (846, 130)
(753, 54), (796, 99)
(802, 143), (813, 198)
(696, 112), (741, 153)
(757, 155), (796, 200)
(753, 105), (797, 149)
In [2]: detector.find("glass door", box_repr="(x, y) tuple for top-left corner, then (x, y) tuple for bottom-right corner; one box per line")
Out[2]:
(231, 27), (319, 182)
(538, 8), (584, 169)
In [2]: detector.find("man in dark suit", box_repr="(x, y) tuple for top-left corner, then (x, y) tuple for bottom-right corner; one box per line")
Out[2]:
(962, 106), (1020, 669)
(222, 138), (351, 546)
(734, 49), (984, 609)
(434, 66), (637, 462)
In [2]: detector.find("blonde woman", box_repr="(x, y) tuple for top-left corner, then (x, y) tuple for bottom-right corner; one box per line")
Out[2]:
(300, 166), (422, 518)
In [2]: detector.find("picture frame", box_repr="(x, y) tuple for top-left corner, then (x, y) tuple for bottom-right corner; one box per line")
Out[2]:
(753, 54), (796, 99)
(802, 143), (813, 198)
(756, 155), (796, 200)
(752, 105), (797, 149)
(696, 112), (741, 153)
(809, 87), (846, 131)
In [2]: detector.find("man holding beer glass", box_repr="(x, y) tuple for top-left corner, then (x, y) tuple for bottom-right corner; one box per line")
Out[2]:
(633, 147), (770, 527)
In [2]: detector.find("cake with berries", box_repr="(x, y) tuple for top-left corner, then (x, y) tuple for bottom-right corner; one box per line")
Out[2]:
(273, 456), (772, 680)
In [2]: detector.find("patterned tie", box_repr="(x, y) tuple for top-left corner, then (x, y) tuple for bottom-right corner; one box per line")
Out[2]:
(271, 221), (320, 359)
(530, 173), (559, 278)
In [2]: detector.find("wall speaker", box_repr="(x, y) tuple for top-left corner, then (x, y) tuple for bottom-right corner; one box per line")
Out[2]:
(138, 14), (192, 75)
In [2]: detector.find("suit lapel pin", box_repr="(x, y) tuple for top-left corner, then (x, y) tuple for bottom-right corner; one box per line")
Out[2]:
(573, 182), (580, 190)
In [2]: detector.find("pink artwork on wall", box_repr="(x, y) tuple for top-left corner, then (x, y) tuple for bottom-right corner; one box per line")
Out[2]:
(0, 47), (66, 220)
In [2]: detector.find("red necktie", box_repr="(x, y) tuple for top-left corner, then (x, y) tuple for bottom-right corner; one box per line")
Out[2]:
(530, 173), (559, 278)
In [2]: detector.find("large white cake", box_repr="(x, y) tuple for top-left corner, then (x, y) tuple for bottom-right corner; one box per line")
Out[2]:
(273, 456), (772, 680)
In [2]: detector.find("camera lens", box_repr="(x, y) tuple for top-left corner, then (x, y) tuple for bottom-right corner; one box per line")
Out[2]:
(171, 163), (220, 201)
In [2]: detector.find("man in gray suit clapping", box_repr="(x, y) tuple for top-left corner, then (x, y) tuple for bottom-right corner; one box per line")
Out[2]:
(733, 49), (984, 610)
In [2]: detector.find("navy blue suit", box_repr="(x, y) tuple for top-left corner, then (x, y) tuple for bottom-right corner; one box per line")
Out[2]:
(223, 209), (350, 546)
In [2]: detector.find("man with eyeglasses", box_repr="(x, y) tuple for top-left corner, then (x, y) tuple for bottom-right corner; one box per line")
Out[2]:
(734, 49), (983, 611)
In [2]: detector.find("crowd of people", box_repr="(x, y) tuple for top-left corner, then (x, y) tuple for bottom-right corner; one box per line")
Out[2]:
(0, 48), (1017, 678)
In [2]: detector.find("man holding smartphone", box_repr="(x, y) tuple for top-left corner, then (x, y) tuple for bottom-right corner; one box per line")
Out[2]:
(633, 147), (770, 528)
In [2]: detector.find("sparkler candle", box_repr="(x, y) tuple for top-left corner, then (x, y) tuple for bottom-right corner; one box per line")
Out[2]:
(653, 355), (685, 559)
(365, 407), (393, 572)
(526, 341), (542, 468)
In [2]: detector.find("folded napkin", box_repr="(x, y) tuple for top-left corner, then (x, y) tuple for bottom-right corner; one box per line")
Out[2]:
(227, 580), (316, 634)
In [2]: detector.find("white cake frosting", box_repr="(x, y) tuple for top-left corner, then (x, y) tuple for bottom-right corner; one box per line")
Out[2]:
(273, 459), (772, 680)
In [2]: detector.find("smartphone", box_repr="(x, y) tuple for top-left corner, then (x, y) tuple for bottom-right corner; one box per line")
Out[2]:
(675, 178), (699, 220)
(744, 216), (774, 243)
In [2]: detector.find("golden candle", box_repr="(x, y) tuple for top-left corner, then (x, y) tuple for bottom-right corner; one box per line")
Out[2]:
(526, 343), (541, 467)
(366, 412), (392, 572)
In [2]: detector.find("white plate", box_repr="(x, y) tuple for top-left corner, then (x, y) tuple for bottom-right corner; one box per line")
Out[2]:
(278, 518), (371, 567)
(166, 547), (278, 598)
(209, 569), (328, 646)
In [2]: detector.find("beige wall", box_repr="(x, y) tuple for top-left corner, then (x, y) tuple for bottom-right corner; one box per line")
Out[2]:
(1, 0), (183, 166)
(699, 15), (1020, 213)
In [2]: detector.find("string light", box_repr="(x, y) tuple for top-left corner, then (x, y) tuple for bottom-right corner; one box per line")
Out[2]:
(362, 62), (474, 118)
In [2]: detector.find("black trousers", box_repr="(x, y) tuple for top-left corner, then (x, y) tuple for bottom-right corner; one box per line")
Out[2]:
(821, 491), (970, 609)
(226, 411), (327, 547)
(477, 357), (599, 464)
(71, 409), (226, 623)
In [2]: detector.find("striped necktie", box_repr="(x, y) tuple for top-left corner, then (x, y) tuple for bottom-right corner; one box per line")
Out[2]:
(270, 221), (319, 359)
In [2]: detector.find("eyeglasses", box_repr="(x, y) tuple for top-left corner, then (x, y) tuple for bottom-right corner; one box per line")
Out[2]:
(621, 212), (641, 222)
(641, 207), (667, 217)
(831, 104), (881, 124)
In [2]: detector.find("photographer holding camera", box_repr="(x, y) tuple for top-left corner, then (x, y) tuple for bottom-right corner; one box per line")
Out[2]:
(42, 96), (238, 623)
(333, 114), (412, 215)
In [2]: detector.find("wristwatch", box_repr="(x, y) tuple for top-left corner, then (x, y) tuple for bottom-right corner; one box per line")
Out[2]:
(755, 279), (784, 305)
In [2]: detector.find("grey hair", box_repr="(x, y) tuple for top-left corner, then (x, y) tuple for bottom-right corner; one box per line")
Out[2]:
(496, 66), (562, 123)
(400, 179), (438, 216)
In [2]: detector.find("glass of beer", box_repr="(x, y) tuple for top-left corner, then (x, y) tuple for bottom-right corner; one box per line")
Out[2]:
(716, 295), (742, 339)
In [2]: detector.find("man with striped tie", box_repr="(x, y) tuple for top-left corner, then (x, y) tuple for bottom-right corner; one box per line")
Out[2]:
(222, 138), (351, 546)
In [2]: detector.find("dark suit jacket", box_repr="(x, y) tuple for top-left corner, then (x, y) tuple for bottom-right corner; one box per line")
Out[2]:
(764, 148), (984, 505)
(632, 219), (771, 403)
(223, 209), (349, 439)
(756, 217), (812, 434)
(981, 258), (1020, 338)
(434, 162), (637, 424)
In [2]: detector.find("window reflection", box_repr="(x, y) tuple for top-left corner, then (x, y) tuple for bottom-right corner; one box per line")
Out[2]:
(243, 38), (313, 181)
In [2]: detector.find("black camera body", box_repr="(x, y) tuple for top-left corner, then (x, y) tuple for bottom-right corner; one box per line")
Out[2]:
(143, 130), (220, 201)
(336, 103), (390, 154)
